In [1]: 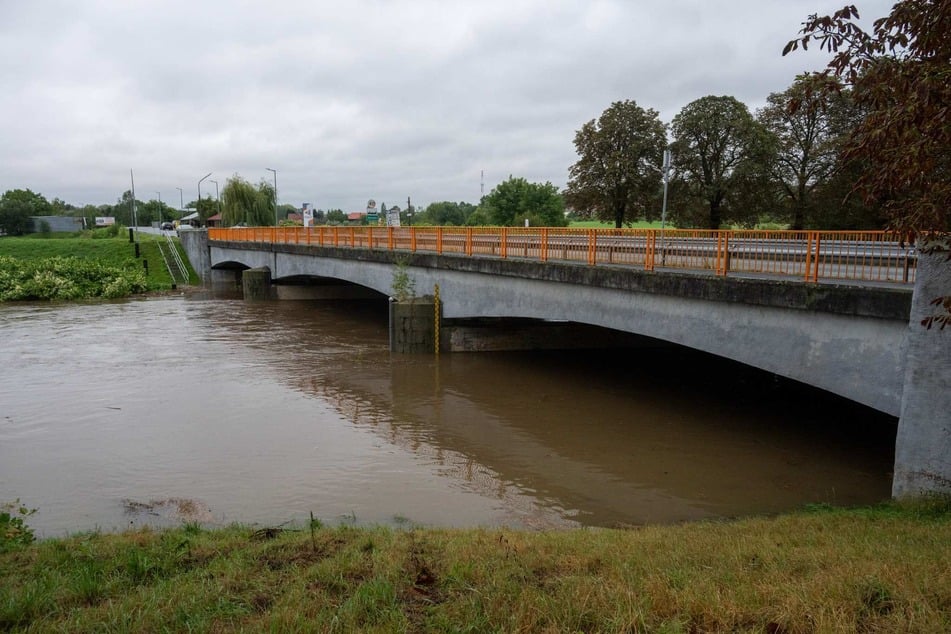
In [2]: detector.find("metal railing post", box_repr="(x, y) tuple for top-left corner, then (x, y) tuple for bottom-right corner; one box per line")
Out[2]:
(645, 230), (655, 271)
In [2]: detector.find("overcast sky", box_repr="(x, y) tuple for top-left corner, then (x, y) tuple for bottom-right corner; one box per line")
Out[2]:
(1, 0), (893, 212)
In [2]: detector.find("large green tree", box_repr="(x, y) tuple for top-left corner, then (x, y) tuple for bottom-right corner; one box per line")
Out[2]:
(784, 1), (950, 237)
(0, 189), (51, 235)
(220, 175), (275, 227)
(757, 76), (858, 230)
(479, 176), (566, 227)
(416, 201), (477, 226)
(670, 95), (771, 229)
(565, 100), (667, 228)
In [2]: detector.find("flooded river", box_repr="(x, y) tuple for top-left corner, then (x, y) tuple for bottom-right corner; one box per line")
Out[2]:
(0, 294), (896, 537)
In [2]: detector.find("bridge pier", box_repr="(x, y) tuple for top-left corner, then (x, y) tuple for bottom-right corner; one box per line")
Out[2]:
(242, 267), (274, 301)
(389, 297), (438, 353)
(893, 244), (951, 498)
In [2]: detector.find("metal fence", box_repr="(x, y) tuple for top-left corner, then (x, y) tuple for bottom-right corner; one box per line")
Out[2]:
(209, 226), (917, 285)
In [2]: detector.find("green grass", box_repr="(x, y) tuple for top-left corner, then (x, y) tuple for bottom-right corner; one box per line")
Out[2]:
(2, 499), (949, 632)
(0, 233), (196, 294)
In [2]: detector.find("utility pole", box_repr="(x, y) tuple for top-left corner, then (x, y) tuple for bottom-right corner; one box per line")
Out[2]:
(130, 169), (138, 237)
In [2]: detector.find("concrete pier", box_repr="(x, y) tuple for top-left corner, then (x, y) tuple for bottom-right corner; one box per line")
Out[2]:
(390, 298), (437, 353)
(893, 243), (951, 497)
(242, 267), (274, 301)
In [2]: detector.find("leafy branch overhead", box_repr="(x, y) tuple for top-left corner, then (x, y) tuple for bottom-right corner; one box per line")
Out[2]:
(783, 0), (950, 238)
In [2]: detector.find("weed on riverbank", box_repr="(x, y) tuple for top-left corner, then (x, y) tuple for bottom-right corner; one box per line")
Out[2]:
(1, 499), (949, 632)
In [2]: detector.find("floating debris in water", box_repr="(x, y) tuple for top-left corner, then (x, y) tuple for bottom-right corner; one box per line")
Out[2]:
(121, 497), (213, 523)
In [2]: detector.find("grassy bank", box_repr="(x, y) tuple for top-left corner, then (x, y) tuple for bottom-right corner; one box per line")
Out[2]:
(2, 500), (949, 632)
(0, 233), (195, 300)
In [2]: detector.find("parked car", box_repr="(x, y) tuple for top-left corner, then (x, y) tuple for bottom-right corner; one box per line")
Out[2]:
(160, 222), (174, 230)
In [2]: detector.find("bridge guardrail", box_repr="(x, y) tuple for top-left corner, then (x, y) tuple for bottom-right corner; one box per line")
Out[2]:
(208, 226), (917, 285)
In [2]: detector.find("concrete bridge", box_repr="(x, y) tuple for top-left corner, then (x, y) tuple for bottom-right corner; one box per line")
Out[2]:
(180, 228), (950, 499)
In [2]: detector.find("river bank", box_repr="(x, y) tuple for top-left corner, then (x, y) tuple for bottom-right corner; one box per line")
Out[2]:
(2, 500), (949, 632)
(0, 234), (194, 300)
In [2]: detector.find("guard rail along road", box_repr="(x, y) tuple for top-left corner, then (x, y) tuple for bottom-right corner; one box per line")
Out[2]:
(209, 226), (916, 286)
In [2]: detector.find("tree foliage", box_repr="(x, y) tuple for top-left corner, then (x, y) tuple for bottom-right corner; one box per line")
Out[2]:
(415, 201), (477, 226)
(757, 76), (858, 230)
(221, 176), (275, 227)
(0, 190), (51, 235)
(784, 0), (951, 236)
(565, 100), (667, 228)
(670, 96), (771, 229)
(479, 176), (566, 227)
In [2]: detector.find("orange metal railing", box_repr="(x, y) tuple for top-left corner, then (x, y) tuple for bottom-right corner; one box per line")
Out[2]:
(208, 226), (917, 285)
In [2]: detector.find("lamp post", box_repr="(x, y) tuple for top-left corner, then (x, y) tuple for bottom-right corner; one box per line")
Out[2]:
(155, 192), (162, 226)
(176, 187), (184, 215)
(266, 167), (278, 226)
(659, 148), (671, 265)
(198, 172), (212, 226)
(642, 149), (672, 265)
(209, 180), (220, 223)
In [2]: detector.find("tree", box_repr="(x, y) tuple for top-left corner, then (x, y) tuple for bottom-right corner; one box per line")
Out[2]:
(479, 176), (567, 227)
(325, 209), (346, 224)
(138, 200), (174, 226)
(783, 1), (950, 236)
(670, 95), (771, 229)
(415, 201), (477, 226)
(565, 100), (667, 228)
(49, 197), (75, 216)
(757, 76), (859, 229)
(0, 198), (33, 236)
(221, 175), (275, 226)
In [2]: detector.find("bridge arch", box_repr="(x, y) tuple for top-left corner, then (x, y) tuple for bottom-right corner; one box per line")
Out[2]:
(209, 244), (907, 416)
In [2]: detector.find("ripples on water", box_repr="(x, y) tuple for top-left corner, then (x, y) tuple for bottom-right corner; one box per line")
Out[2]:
(0, 294), (897, 537)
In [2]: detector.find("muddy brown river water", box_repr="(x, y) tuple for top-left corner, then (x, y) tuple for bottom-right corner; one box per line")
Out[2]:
(0, 293), (896, 537)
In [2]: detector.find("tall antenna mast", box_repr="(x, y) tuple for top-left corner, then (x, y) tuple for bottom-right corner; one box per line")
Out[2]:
(480, 170), (484, 197)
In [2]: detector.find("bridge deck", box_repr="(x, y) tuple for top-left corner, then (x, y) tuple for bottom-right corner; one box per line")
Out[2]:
(209, 226), (916, 286)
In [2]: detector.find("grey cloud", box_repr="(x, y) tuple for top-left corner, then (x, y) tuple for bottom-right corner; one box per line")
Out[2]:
(0, 0), (894, 209)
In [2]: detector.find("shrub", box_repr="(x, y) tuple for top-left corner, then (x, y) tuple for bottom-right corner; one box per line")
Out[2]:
(0, 255), (147, 301)
(0, 500), (36, 552)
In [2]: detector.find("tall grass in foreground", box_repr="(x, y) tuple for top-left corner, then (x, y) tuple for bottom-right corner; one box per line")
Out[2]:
(1, 500), (949, 632)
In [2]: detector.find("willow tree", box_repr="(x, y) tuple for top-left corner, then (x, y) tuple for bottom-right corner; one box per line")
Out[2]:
(221, 175), (275, 227)
(565, 100), (667, 228)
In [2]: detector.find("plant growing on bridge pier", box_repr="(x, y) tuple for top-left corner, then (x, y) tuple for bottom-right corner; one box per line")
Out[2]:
(391, 256), (416, 302)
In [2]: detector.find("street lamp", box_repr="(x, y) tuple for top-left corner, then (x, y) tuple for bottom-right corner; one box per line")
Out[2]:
(642, 149), (672, 265)
(155, 192), (162, 225)
(176, 187), (184, 215)
(209, 180), (220, 221)
(266, 167), (278, 226)
(198, 172), (212, 226)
